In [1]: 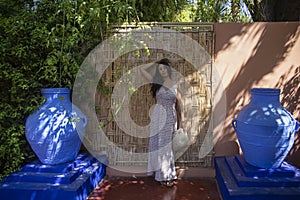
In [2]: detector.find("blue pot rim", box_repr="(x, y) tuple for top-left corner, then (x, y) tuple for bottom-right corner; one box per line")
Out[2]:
(40, 88), (70, 94)
(251, 88), (280, 95)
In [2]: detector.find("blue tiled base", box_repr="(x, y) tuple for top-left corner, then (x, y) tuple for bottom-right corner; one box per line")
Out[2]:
(215, 155), (300, 200)
(0, 153), (107, 200)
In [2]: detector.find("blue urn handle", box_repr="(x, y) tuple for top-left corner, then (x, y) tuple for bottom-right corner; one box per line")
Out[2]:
(82, 115), (88, 128)
(232, 119), (238, 131)
(295, 121), (300, 132)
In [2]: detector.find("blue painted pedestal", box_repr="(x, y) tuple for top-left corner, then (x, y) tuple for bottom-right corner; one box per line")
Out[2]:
(215, 155), (300, 200)
(0, 153), (106, 200)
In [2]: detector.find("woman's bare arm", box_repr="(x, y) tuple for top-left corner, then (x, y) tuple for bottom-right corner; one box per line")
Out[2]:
(140, 62), (155, 81)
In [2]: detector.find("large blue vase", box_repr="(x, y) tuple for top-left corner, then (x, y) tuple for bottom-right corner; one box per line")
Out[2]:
(25, 88), (87, 165)
(232, 88), (299, 168)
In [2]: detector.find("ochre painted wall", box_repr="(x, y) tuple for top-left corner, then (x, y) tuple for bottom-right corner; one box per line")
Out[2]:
(212, 22), (300, 166)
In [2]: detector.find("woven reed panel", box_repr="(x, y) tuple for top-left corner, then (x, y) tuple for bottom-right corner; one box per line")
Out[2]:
(93, 23), (214, 167)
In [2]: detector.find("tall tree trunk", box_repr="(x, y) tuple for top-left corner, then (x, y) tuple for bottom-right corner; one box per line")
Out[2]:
(274, 0), (300, 21)
(244, 0), (300, 21)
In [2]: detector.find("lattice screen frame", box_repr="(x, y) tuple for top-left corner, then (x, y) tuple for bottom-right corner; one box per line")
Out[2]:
(92, 22), (215, 168)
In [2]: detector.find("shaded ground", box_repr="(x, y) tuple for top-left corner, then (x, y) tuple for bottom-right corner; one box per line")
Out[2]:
(87, 176), (221, 200)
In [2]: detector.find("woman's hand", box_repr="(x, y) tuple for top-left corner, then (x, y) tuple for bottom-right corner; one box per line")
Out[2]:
(180, 119), (186, 131)
(140, 62), (155, 81)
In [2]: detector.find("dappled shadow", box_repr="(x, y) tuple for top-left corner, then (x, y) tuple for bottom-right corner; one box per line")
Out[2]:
(277, 66), (300, 167)
(214, 23), (300, 146)
(277, 66), (300, 119)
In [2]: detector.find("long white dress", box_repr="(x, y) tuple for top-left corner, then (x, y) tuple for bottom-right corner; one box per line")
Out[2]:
(147, 85), (177, 181)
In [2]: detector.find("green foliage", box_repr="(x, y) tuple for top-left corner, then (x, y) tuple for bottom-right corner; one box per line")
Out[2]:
(126, 0), (190, 22)
(192, 0), (252, 22)
(0, 0), (136, 179)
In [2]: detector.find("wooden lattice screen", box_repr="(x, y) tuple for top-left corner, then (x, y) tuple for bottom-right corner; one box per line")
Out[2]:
(92, 23), (214, 168)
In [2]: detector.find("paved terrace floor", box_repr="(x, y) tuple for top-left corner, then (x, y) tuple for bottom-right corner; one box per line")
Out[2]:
(87, 167), (221, 200)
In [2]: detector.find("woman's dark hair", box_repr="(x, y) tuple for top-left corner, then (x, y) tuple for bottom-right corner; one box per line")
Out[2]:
(150, 58), (172, 97)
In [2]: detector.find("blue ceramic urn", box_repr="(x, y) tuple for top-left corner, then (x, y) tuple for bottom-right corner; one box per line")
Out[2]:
(232, 88), (299, 168)
(25, 88), (87, 165)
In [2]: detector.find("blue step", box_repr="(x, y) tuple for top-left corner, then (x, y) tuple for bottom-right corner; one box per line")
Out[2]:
(235, 155), (297, 178)
(0, 153), (107, 200)
(215, 155), (300, 200)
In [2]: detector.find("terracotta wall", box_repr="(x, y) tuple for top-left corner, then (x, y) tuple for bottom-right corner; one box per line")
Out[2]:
(212, 22), (300, 166)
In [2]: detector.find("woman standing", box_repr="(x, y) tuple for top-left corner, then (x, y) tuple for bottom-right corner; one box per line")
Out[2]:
(141, 58), (184, 187)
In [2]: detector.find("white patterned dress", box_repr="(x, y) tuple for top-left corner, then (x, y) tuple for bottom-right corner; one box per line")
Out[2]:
(147, 85), (177, 182)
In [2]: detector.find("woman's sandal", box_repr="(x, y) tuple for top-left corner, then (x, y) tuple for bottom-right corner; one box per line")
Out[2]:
(166, 181), (174, 187)
(159, 181), (166, 187)
(160, 181), (174, 188)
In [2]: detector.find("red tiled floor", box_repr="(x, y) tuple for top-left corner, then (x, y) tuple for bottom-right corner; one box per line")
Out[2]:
(87, 176), (221, 200)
